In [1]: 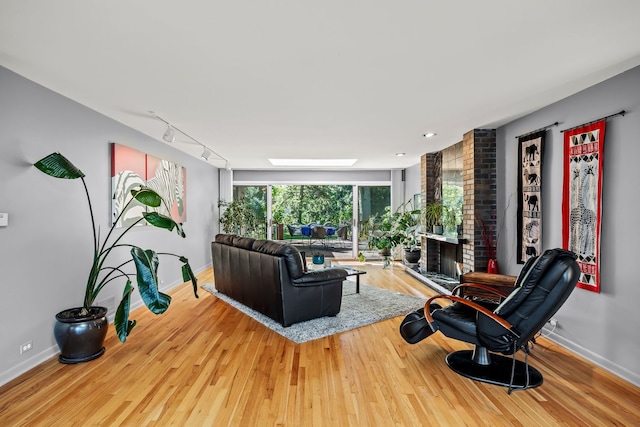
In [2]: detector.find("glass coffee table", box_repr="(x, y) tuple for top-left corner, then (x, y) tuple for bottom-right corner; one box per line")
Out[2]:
(337, 266), (367, 293)
(307, 264), (366, 293)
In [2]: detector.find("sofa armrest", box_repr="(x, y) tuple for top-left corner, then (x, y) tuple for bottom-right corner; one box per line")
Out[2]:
(291, 268), (348, 287)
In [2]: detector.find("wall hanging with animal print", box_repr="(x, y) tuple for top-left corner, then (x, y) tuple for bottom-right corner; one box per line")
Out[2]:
(562, 120), (605, 293)
(517, 130), (545, 264)
(111, 143), (187, 228)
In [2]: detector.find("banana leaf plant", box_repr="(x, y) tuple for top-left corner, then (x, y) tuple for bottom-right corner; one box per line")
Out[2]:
(34, 152), (198, 342)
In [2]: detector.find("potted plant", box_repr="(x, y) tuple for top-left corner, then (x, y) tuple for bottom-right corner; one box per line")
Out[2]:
(218, 197), (260, 237)
(390, 201), (423, 264)
(34, 152), (198, 364)
(368, 207), (401, 257)
(423, 201), (445, 234)
(358, 215), (377, 250)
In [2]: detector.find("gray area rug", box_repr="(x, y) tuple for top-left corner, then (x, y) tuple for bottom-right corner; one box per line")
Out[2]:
(201, 280), (426, 343)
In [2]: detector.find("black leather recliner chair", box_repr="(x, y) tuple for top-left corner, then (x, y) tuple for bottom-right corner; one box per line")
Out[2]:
(400, 248), (580, 393)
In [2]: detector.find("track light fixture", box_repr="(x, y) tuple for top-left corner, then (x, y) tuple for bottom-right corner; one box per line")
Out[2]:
(162, 125), (175, 143)
(150, 112), (228, 165)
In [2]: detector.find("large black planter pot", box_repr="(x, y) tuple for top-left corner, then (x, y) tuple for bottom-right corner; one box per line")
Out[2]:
(404, 249), (421, 264)
(54, 306), (108, 364)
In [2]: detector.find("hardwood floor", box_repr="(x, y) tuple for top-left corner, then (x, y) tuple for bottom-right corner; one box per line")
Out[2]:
(1, 262), (639, 426)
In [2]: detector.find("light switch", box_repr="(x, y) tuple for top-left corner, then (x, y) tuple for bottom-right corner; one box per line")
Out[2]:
(0, 213), (8, 227)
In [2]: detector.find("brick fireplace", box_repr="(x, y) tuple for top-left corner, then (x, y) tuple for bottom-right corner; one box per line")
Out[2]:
(420, 129), (497, 279)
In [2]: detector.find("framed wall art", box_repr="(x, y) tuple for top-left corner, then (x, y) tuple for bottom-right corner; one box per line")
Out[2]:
(111, 143), (187, 228)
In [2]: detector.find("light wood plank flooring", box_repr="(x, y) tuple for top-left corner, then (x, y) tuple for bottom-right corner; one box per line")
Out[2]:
(1, 262), (639, 426)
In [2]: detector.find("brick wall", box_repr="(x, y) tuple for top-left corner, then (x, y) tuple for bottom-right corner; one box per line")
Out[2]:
(462, 129), (497, 273)
(421, 129), (497, 276)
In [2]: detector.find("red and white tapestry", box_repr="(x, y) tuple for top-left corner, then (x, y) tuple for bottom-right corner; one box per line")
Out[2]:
(562, 120), (605, 293)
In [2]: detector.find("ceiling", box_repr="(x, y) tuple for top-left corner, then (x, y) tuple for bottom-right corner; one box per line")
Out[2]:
(2, 1), (640, 170)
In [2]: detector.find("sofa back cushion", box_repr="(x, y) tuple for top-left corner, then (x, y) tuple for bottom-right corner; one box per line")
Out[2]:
(251, 239), (305, 279)
(214, 234), (305, 280)
(215, 233), (236, 246)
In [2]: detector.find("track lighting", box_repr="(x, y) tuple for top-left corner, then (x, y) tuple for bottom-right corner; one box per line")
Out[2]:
(150, 112), (229, 166)
(162, 125), (175, 143)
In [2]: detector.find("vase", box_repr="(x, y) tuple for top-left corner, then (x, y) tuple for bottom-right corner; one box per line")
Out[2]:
(404, 249), (421, 264)
(312, 254), (325, 265)
(54, 306), (108, 364)
(487, 259), (499, 274)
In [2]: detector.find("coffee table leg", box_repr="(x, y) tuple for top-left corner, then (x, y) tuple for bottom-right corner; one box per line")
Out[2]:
(356, 275), (360, 294)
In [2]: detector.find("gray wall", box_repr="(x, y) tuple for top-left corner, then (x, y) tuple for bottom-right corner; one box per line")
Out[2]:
(403, 163), (422, 206)
(496, 65), (640, 386)
(0, 66), (219, 385)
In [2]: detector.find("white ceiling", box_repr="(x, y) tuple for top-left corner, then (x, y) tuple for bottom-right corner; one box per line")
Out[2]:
(2, 1), (640, 170)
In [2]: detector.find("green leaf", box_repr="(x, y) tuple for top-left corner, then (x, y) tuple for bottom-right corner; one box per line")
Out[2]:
(142, 212), (185, 237)
(131, 247), (171, 314)
(34, 152), (85, 179)
(114, 280), (137, 343)
(181, 258), (199, 298)
(131, 187), (162, 207)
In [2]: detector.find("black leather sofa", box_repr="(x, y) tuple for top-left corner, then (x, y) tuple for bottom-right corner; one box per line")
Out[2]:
(211, 234), (348, 326)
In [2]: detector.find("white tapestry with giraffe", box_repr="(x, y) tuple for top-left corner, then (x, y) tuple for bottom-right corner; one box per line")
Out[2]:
(562, 120), (605, 293)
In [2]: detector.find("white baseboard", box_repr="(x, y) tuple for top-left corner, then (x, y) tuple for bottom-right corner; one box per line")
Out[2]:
(0, 347), (60, 387)
(543, 327), (640, 388)
(0, 266), (211, 388)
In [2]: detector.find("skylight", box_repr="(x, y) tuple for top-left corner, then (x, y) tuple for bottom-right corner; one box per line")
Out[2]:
(268, 158), (358, 167)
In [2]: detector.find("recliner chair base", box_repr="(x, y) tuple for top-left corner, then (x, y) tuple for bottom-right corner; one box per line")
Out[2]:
(446, 350), (543, 390)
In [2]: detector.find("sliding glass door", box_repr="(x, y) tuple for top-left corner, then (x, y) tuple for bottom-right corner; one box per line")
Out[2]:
(230, 183), (390, 258)
(354, 185), (391, 257)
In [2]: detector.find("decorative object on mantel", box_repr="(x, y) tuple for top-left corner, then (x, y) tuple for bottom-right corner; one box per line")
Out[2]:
(34, 152), (198, 364)
(517, 130), (545, 263)
(476, 214), (498, 274)
(423, 201), (445, 234)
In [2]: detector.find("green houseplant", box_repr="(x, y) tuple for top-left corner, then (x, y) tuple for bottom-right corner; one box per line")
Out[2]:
(358, 215), (377, 250)
(390, 201), (423, 263)
(218, 197), (260, 237)
(423, 200), (445, 234)
(368, 207), (401, 257)
(35, 152), (198, 363)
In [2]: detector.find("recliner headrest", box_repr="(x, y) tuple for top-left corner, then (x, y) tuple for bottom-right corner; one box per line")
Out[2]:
(494, 248), (574, 318)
